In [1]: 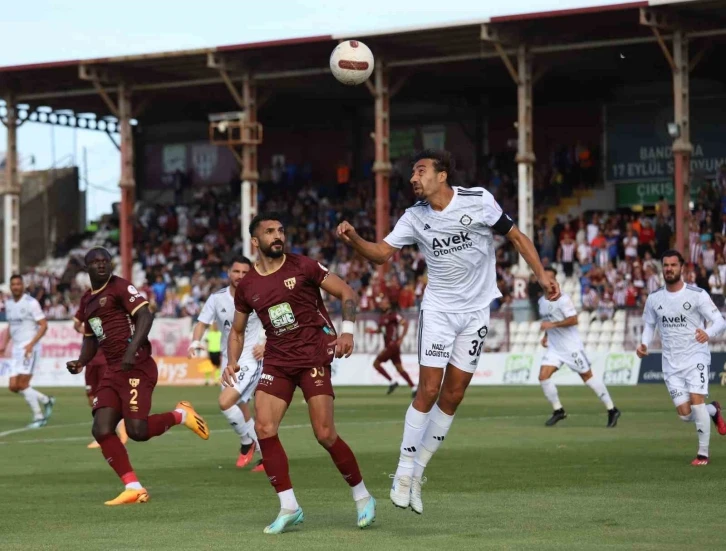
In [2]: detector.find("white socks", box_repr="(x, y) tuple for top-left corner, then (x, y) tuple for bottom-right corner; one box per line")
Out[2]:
(221, 405), (247, 438)
(19, 388), (44, 420)
(679, 411), (694, 422)
(706, 403), (717, 416)
(125, 481), (143, 490)
(585, 377), (615, 410)
(540, 379), (562, 410)
(244, 419), (260, 453)
(352, 481), (370, 502)
(692, 403), (711, 457)
(278, 488), (299, 511)
(413, 404), (455, 479)
(395, 404), (430, 479)
(174, 407), (187, 423)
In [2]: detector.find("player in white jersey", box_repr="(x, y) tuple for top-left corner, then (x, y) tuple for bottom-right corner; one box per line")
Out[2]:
(538, 267), (621, 427)
(337, 149), (559, 513)
(0, 274), (54, 428)
(638, 250), (726, 466)
(189, 258), (265, 471)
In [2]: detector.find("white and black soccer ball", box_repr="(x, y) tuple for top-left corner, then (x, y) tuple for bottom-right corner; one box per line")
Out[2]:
(329, 40), (374, 86)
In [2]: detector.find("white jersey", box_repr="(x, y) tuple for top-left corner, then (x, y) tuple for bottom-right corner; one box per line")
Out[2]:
(5, 294), (45, 352)
(198, 286), (263, 366)
(538, 293), (583, 352)
(384, 186), (510, 313)
(643, 284), (724, 374)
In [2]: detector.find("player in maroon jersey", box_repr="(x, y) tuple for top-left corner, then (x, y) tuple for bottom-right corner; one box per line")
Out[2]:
(366, 294), (416, 397)
(73, 303), (128, 449)
(66, 247), (209, 506)
(222, 213), (376, 535)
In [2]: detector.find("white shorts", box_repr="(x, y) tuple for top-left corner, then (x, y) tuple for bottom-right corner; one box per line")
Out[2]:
(222, 359), (263, 404)
(9, 348), (40, 377)
(418, 307), (490, 373)
(540, 348), (591, 374)
(665, 362), (710, 407)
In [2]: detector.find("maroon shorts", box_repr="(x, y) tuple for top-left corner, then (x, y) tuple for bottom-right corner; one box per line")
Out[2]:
(256, 363), (334, 406)
(84, 361), (107, 396)
(375, 344), (402, 366)
(92, 357), (158, 420)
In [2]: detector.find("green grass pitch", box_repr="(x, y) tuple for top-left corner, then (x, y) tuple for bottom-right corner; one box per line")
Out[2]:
(1, 385), (724, 550)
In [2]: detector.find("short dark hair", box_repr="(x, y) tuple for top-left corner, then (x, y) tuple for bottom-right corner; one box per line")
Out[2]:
(9, 274), (23, 283)
(544, 266), (557, 276)
(84, 246), (111, 264)
(230, 257), (252, 267)
(661, 249), (685, 265)
(412, 149), (455, 180)
(249, 212), (285, 237)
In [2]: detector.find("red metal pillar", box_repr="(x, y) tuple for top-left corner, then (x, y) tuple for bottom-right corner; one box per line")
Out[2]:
(672, 29), (691, 256)
(241, 73), (259, 258)
(2, 92), (20, 283)
(118, 84), (135, 281)
(373, 61), (391, 245)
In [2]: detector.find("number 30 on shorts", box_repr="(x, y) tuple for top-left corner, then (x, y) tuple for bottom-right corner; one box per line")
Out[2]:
(311, 366), (326, 378)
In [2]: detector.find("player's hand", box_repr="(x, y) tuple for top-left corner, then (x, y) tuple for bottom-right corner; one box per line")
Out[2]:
(395, 338), (404, 347)
(336, 221), (358, 245)
(23, 343), (33, 358)
(540, 321), (555, 331)
(636, 344), (649, 358)
(252, 344), (265, 361)
(332, 333), (354, 358)
(539, 271), (561, 301)
(222, 364), (239, 387)
(66, 360), (83, 375)
(695, 328), (710, 344)
(541, 335), (548, 348)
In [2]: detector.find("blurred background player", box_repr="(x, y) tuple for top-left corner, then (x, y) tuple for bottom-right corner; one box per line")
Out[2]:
(223, 213), (376, 534)
(365, 294), (416, 396)
(67, 247), (209, 505)
(638, 250), (726, 466)
(337, 149), (559, 514)
(204, 322), (222, 385)
(0, 274), (53, 428)
(189, 257), (265, 470)
(538, 267), (621, 427)
(73, 311), (128, 448)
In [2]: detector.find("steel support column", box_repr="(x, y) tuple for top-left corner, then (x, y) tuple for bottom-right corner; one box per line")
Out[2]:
(371, 61), (391, 245)
(515, 44), (535, 272)
(118, 84), (135, 281)
(2, 92), (20, 283)
(241, 74), (259, 260)
(672, 29), (691, 257)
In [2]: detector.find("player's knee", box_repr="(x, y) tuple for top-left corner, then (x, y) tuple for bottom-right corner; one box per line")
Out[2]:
(255, 419), (278, 439)
(373, 361), (382, 370)
(438, 388), (465, 413)
(8, 384), (20, 393)
(580, 371), (593, 382)
(538, 373), (550, 382)
(126, 424), (150, 442)
(314, 425), (337, 448)
(91, 421), (115, 441)
(218, 394), (236, 411)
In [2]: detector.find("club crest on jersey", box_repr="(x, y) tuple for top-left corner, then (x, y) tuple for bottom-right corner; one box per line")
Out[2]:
(89, 317), (105, 339)
(99, 297), (107, 307)
(129, 378), (140, 388)
(683, 302), (691, 310)
(460, 214), (473, 226)
(284, 277), (296, 290)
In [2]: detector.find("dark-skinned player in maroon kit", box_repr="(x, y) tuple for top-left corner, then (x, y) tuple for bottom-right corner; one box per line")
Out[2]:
(66, 247), (209, 505)
(366, 294), (416, 397)
(223, 213), (376, 535)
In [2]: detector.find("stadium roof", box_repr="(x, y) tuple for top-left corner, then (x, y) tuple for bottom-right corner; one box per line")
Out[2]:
(1, 0), (725, 124)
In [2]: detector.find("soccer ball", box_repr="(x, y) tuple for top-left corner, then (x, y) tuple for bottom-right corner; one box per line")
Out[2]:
(329, 40), (375, 86)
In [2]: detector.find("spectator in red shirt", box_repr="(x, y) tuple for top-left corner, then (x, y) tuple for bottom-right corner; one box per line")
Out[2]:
(638, 220), (656, 257)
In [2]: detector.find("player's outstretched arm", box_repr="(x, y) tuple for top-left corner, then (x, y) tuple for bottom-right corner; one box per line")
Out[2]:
(321, 273), (358, 358)
(188, 320), (210, 358)
(336, 221), (398, 265)
(67, 336), (99, 374)
(0, 326), (9, 354)
(121, 304), (154, 372)
(506, 226), (560, 300)
(224, 310), (248, 386)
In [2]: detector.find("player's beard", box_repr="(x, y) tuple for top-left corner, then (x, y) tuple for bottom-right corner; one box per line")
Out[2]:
(663, 269), (682, 284)
(261, 240), (285, 259)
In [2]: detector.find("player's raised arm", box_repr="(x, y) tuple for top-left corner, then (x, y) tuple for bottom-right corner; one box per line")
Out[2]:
(223, 310), (248, 386)
(695, 292), (726, 344)
(336, 220), (400, 265)
(321, 273), (358, 358)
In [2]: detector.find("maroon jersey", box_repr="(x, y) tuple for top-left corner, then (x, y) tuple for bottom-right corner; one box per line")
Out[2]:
(234, 254), (336, 369)
(80, 276), (151, 370)
(379, 310), (403, 347)
(74, 290), (107, 367)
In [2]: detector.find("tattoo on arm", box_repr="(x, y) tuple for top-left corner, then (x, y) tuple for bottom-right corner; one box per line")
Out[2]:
(342, 299), (357, 321)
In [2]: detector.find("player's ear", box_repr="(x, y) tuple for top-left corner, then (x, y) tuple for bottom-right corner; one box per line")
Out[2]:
(438, 170), (447, 185)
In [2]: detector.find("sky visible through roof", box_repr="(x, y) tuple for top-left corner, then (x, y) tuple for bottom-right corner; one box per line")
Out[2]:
(0, 0), (617, 221)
